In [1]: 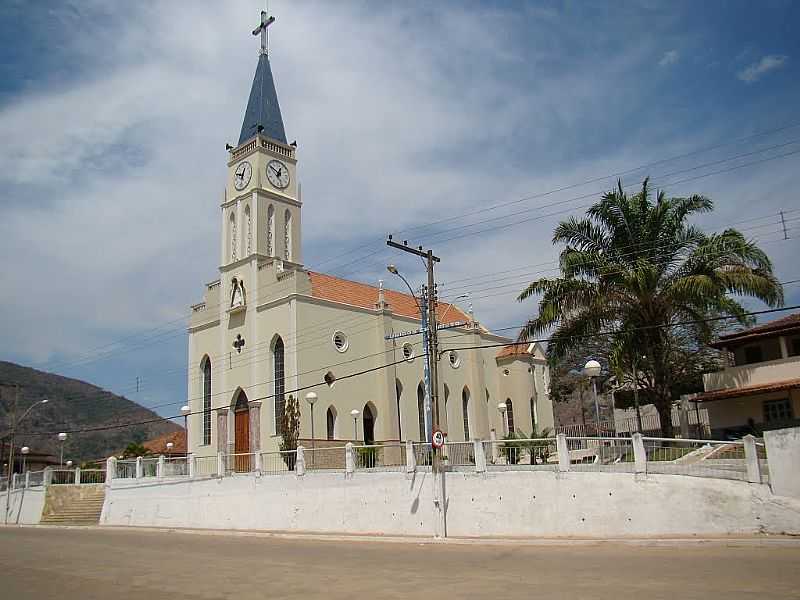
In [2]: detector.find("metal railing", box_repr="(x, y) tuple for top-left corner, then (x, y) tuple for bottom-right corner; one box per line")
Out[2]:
(565, 437), (636, 473)
(141, 458), (158, 478)
(116, 460), (138, 479)
(492, 438), (558, 469)
(641, 437), (765, 482)
(225, 452), (257, 474)
(259, 451), (296, 475)
(413, 442), (433, 467)
(26, 470), (46, 488)
(80, 469), (106, 484)
(195, 455), (218, 477)
(442, 442), (475, 467)
(354, 444), (406, 471)
(50, 469), (76, 485)
(163, 457), (189, 477)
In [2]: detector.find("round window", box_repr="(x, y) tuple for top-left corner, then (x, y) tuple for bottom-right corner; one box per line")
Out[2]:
(503, 369), (510, 377)
(402, 343), (415, 361)
(449, 350), (461, 368)
(332, 331), (348, 352)
(324, 371), (336, 387)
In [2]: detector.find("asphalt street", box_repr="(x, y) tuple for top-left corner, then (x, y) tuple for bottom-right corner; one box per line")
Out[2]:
(1, 527), (799, 599)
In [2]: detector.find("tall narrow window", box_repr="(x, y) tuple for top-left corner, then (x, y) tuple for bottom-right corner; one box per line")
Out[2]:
(202, 358), (212, 445)
(245, 205), (252, 255)
(284, 210), (292, 261)
(326, 406), (336, 440)
(462, 387), (471, 440)
(273, 336), (285, 434)
(267, 205), (274, 256)
(530, 397), (537, 430)
(417, 382), (426, 441)
(395, 380), (403, 441)
(229, 212), (237, 261)
(506, 398), (515, 433)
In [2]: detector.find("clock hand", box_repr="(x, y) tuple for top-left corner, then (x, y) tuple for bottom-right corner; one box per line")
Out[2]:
(269, 165), (279, 175)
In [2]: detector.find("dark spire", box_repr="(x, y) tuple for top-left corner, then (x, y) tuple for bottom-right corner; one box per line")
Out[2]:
(238, 53), (287, 146)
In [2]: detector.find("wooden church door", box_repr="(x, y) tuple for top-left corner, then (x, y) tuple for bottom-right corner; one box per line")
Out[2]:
(234, 392), (250, 472)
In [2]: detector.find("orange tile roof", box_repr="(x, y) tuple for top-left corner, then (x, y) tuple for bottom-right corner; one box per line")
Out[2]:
(496, 343), (533, 359)
(307, 271), (470, 323)
(712, 312), (800, 347)
(695, 378), (800, 402)
(142, 430), (187, 455)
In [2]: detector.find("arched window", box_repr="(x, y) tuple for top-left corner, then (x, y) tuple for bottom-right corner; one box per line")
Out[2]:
(363, 403), (376, 445)
(284, 209), (292, 261)
(395, 379), (403, 441)
(267, 205), (275, 256)
(273, 336), (285, 434)
(202, 357), (212, 445)
(417, 382), (426, 441)
(229, 212), (237, 262)
(506, 398), (515, 433)
(530, 397), (537, 430)
(462, 386), (471, 440)
(245, 205), (252, 255)
(326, 406), (336, 440)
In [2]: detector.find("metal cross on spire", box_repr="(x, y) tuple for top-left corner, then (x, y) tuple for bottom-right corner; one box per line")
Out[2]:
(252, 10), (276, 55)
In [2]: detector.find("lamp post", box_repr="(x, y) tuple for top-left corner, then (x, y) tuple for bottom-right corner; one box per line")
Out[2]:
(497, 402), (508, 437)
(584, 360), (602, 435)
(350, 409), (360, 441)
(305, 392), (318, 465)
(166, 442), (173, 459)
(3, 390), (48, 524)
(180, 405), (191, 451)
(57, 432), (67, 467)
(20, 446), (29, 475)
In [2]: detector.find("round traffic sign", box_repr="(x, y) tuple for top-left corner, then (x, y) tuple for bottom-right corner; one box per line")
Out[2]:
(431, 429), (445, 449)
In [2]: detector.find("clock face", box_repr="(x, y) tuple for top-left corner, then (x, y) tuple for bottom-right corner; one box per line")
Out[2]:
(233, 161), (252, 190)
(266, 160), (290, 189)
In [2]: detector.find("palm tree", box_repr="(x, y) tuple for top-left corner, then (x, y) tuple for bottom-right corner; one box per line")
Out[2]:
(518, 178), (783, 437)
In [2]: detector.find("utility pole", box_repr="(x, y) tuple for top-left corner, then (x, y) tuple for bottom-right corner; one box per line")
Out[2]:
(387, 236), (446, 537)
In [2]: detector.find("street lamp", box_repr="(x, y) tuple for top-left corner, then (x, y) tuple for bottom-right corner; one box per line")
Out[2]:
(4, 394), (48, 524)
(584, 360), (602, 435)
(57, 432), (67, 467)
(66, 460), (73, 469)
(350, 409), (360, 441)
(497, 402), (508, 436)
(180, 405), (191, 447)
(20, 446), (29, 475)
(305, 392), (318, 464)
(166, 442), (174, 458)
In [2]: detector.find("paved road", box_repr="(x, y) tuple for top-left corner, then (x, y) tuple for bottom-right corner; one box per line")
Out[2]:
(1, 527), (799, 599)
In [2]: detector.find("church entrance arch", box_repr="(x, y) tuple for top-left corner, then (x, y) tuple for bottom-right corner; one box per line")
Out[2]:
(363, 403), (376, 445)
(233, 390), (251, 472)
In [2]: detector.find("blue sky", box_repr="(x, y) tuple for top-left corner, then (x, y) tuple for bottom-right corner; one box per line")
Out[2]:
(0, 0), (798, 424)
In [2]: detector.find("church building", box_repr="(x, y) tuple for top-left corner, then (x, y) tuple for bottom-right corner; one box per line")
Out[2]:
(186, 13), (554, 462)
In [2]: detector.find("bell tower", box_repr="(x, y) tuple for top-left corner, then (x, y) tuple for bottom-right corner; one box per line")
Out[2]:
(221, 10), (301, 271)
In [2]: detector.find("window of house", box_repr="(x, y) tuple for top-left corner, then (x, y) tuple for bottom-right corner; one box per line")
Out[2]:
(743, 345), (764, 364)
(417, 382), (426, 441)
(273, 337), (285, 434)
(462, 387), (471, 440)
(764, 398), (793, 424)
(202, 358), (212, 445)
(506, 398), (515, 433)
(326, 406), (336, 440)
(790, 337), (800, 357)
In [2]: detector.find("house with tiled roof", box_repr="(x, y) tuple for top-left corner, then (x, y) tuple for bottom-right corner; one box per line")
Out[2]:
(185, 41), (553, 463)
(695, 312), (800, 437)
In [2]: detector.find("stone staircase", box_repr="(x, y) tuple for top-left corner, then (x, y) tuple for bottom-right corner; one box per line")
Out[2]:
(40, 485), (105, 526)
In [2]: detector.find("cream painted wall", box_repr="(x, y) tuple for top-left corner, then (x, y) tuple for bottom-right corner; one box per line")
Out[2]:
(705, 389), (800, 432)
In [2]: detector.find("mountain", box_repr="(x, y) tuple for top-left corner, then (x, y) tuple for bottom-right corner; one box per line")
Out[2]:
(0, 361), (181, 463)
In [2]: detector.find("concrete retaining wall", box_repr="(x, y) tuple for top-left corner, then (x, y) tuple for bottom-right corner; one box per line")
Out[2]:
(103, 470), (800, 537)
(0, 487), (45, 525)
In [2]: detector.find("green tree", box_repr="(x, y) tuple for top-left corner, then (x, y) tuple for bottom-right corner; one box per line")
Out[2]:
(279, 394), (300, 469)
(121, 442), (149, 458)
(518, 178), (783, 437)
(502, 427), (554, 464)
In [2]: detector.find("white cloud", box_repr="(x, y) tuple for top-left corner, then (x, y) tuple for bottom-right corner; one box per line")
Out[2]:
(0, 1), (797, 402)
(658, 50), (679, 66)
(737, 54), (788, 83)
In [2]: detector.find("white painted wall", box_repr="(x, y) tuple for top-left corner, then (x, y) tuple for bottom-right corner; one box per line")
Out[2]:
(0, 487), (45, 525)
(765, 426), (800, 499)
(103, 470), (800, 537)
